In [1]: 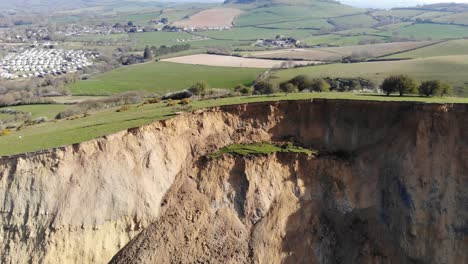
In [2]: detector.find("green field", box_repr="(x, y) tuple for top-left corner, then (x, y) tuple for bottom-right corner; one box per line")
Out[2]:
(133, 31), (249, 49)
(379, 23), (468, 40)
(329, 14), (378, 28)
(303, 34), (386, 46)
(253, 18), (331, 29)
(234, 4), (362, 26)
(1, 92), (466, 156)
(433, 11), (468, 25)
(1, 105), (68, 120)
(70, 61), (265, 95)
(271, 55), (468, 89)
(194, 27), (319, 42)
(386, 39), (468, 58)
(372, 9), (424, 18)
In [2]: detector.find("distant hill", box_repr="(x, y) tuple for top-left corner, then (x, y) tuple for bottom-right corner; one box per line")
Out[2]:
(418, 3), (468, 12)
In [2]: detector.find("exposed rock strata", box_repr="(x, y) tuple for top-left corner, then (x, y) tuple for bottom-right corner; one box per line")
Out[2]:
(0, 100), (467, 263)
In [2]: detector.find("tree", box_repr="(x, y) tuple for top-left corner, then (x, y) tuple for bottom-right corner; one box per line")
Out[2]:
(439, 82), (453, 97)
(188, 81), (209, 96)
(254, 81), (275, 95)
(289, 75), (311, 91)
(310, 78), (330, 92)
(418, 80), (441, 97)
(381, 75), (417, 96)
(127, 21), (134, 27)
(161, 18), (169, 24)
(143, 46), (153, 60)
(279, 82), (297, 95)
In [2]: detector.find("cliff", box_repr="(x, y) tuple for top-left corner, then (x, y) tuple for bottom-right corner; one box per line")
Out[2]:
(0, 99), (467, 263)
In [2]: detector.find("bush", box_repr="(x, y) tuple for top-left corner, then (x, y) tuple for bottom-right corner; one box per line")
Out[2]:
(145, 98), (161, 104)
(179, 98), (191, 105)
(188, 81), (209, 96)
(0, 129), (11, 136)
(324, 77), (375, 92)
(25, 116), (48, 126)
(116, 106), (131, 112)
(166, 99), (176, 106)
(440, 83), (453, 97)
(235, 84), (253, 95)
(289, 75), (310, 91)
(381, 75), (417, 96)
(253, 81), (276, 95)
(309, 78), (330, 92)
(279, 82), (297, 94)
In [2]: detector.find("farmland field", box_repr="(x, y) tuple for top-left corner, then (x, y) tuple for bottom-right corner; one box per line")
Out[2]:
(302, 34), (387, 46)
(162, 54), (318, 68)
(378, 23), (468, 40)
(271, 55), (468, 89)
(173, 8), (243, 28)
(253, 18), (331, 29)
(234, 5), (362, 26)
(244, 41), (435, 61)
(329, 14), (378, 28)
(371, 9), (425, 18)
(432, 11), (468, 25)
(385, 39), (468, 59)
(70, 61), (265, 95)
(193, 27), (319, 42)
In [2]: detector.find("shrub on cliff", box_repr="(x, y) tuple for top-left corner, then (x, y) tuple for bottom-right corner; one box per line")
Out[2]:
(188, 81), (209, 96)
(234, 84), (253, 95)
(381, 75), (417, 96)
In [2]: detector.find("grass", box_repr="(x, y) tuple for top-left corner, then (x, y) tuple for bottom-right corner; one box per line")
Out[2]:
(70, 61), (265, 95)
(209, 142), (317, 159)
(433, 11), (468, 25)
(385, 39), (468, 59)
(194, 27), (319, 41)
(133, 31), (246, 49)
(0, 92), (467, 156)
(302, 34), (387, 46)
(271, 55), (468, 89)
(0, 104), (68, 120)
(329, 14), (378, 28)
(372, 9), (424, 18)
(378, 23), (468, 40)
(247, 41), (434, 61)
(234, 4), (362, 27)
(254, 18), (331, 29)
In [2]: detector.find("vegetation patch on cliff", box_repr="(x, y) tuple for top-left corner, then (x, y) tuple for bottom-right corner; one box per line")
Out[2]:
(209, 142), (317, 159)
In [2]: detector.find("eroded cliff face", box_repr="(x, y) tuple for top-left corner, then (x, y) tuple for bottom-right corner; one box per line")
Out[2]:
(0, 100), (467, 264)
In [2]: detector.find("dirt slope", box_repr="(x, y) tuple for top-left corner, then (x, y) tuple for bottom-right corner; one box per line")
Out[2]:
(0, 100), (467, 263)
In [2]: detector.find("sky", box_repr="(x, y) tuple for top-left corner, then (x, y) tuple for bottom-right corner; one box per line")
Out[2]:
(340, 0), (468, 8)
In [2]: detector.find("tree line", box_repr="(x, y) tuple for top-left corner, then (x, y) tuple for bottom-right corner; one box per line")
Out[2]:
(143, 44), (191, 59)
(381, 75), (452, 97)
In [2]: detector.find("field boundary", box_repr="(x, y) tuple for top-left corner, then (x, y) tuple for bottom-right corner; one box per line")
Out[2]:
(375, 40), (447, 58)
